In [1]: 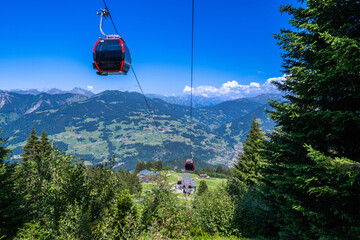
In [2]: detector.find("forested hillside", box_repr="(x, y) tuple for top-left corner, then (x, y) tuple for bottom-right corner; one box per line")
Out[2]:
(1, 91), (279, 169)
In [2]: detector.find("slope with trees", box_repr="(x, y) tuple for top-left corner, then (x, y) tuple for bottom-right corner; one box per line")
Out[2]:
(262, 0), (360, 238)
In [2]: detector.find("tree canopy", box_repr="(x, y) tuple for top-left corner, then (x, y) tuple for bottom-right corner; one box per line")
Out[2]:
(263, 0), (360, 238)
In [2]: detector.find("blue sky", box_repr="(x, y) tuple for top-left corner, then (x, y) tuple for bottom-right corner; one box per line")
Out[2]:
(1, 0), (300, 96)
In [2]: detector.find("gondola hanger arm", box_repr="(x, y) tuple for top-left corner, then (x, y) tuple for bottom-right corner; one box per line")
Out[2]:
(97, 8), (120, 39)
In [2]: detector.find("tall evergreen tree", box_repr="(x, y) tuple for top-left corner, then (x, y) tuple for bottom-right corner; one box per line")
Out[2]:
(263, 0), (360, 238)
(234, 117), (265, 188)
(230, 117), (269, 238)
(197, 180), (208, 195)
(0, 137), (26, 238)
(39, 129), (52, 153)
(145, 160), (153, 170)
(21, 126), (40, 164)
(153, 160), (163, 171)
(134, 161), (146, 173)
(18, 127), (46, 221)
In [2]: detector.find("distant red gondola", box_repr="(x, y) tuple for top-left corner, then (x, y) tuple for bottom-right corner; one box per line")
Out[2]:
(185, 159), (194, 171)
(177, 180), (182, 185)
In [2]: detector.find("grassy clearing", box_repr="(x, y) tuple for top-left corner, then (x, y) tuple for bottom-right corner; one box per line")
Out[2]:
(164, 171), (227, 190)
(139, 171), (227, 194)
(141, 183), (155, 190)
(190, 236), (249, 240)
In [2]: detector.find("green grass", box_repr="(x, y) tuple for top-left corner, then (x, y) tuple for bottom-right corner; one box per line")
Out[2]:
(141, 183), (155, 190)
(139, 171), (227, 200)
(190, 236), (249, 240)
(164, 171), (227, 190)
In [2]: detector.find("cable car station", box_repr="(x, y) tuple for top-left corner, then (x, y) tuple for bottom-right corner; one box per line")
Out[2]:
(176, 174), (196, 194)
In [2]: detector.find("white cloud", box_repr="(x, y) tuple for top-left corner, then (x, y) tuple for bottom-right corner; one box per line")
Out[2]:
(250, 82), (260, 88)
(182, 75), (286, 99)
(87, 86), (94, 91)
(183, 86), (194, 93)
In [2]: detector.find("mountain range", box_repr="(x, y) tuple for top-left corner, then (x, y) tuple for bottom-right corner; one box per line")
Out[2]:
(3, 87), (95, 98)
(0, 90), (282, 169)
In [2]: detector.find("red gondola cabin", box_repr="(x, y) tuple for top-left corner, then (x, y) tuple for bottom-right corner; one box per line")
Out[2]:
(93, 38), (132, 75)
(185, 159), (194, 171)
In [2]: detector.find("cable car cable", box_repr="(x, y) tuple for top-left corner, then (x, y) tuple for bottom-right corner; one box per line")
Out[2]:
(102, 0), (119, 36)
(131, 65), (169, 156)
(100, 0), (170, 157)
(189, 0), (195, 160)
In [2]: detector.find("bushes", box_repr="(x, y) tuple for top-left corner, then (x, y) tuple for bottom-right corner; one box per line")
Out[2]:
(193, 188), (235, 236)
(141, 181), (192, 239)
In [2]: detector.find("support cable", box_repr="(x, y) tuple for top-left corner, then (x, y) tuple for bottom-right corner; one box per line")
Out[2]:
(101, 0), (169, 157)
(102, 0), (119, 36)
(189, 0), (195, 159)
(131, 66), (169, 155)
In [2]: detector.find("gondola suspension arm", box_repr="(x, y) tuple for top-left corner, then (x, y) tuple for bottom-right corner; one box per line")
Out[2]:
(97, 8), (120, 38)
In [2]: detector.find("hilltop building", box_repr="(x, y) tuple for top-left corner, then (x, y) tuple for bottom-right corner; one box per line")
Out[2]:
(137, 169), (160, 183)
(178, 174), (197, 194)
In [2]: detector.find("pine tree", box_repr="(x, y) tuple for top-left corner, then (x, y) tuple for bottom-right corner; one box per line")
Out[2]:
(234, 117), (265, 188)
(197, 180), (208, 195)
(263, 0), (360, 238)
(18, 127), (42, 220)
(39, 129), (52, 153)
(145, 160), (153, 170)
(0, 137), (26, 238)
(230, 117), (268, 237)
(21, 126), (40, 164)
(153, 160), (163, 171)
(134, 161), (146, 173)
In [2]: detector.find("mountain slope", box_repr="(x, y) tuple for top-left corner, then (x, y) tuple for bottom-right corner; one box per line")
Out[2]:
(0, 92), (87, 127)
(3, 91), (228, 169)
(215, 103), (275, 145)
(1, 91), (277, 169)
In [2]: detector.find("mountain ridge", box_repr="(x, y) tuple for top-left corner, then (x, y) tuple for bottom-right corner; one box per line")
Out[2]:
(1, 90), (279, 169)
(2, 87), (95, 98)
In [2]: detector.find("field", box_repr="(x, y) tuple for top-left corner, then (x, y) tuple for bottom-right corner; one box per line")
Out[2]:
(140, 170), (227, 194)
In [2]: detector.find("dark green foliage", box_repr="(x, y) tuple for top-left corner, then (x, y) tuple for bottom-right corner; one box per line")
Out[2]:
(39, 129), (51, 153)
(226, 177), (272, 238)
(14, 220), (50, 240)
(298, 146), (360, 238)
(134, 160), (146, 173)
(226, 118), (270, 238)
(197, 180), (208, 195)
(117, 167), (142, 195)
(234, 117), (265, 188)
(141, 181), (192, 239)
(5, 127), (254, 239)
(262, 0), (360, 238)
(153, 160), (163, 171)
(11, 129), (144, 239)
(145, 160), (153, 170)
(193, 188), (235, 235)
(0, 137), (26, 238)
(92, 189), (141, 239)
(194, 165), (232, 178)
(21, 126), (39, 163)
